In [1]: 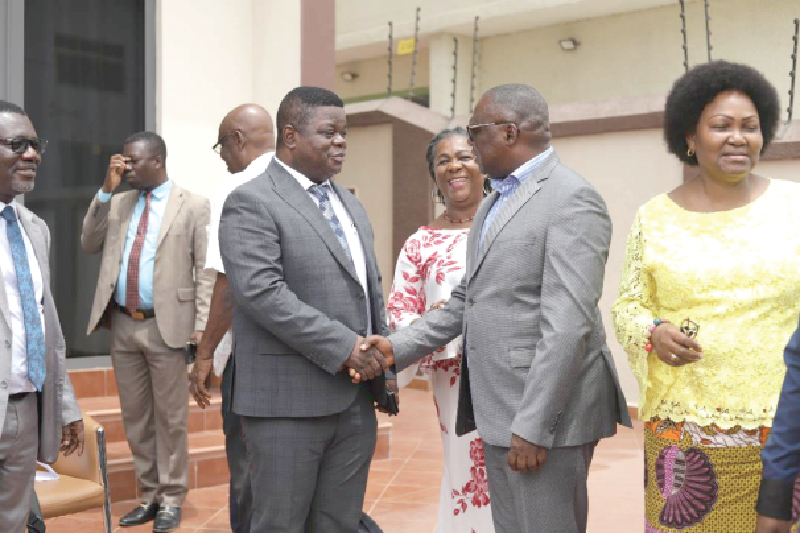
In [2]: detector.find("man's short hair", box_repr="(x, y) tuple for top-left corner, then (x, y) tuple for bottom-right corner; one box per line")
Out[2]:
(0, 100), (27, 117)
(483, 84), (550, 132)
(124, 131), (167, 160)
(276, 87), (344, 146)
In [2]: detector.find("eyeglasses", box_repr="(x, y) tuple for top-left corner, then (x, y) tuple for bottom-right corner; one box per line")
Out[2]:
(465, 122), (517, 141)
(212, 131), (237, 155)
(0, 138), (47, 155)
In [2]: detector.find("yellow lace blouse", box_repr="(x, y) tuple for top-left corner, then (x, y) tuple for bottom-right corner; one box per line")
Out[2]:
(612, 179), (800, 429)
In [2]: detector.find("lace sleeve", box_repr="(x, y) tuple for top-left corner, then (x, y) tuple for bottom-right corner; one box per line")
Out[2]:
(611, 209), (657, 399)
(386, 235), (426, 333)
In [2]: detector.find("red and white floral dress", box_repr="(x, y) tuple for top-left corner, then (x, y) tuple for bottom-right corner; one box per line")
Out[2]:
(387, 227), (494, 533)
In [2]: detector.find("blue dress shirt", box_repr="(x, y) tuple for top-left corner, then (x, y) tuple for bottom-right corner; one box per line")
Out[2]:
(478, 147), (553, 250)
(97, 179), (173, 310)
(758, 317), (800, 520)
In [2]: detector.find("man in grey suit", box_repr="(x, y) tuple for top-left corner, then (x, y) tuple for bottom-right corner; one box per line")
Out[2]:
(0, 100), (83, 533)
(218, 87), (392, 533)
(363, 84), (632, 533)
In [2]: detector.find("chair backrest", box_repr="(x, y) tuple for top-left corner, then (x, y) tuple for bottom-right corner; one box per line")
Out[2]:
(50, 412), (102, 484)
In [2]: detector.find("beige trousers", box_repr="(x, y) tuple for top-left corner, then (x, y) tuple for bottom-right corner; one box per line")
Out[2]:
(0, 393), (38, 533)
(111, 310), (189, 506)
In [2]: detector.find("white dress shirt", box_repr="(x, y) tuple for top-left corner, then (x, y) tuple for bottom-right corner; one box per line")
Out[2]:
(0, 201), (45, 394)
(205, 151), (274, 375)
(275, 157), (373, 335)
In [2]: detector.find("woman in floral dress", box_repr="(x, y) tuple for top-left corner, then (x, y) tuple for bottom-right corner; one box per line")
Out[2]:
(386, 128), (495, 533)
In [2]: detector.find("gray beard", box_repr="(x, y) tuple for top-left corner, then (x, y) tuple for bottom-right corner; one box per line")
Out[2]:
(12, 178), (35, 194)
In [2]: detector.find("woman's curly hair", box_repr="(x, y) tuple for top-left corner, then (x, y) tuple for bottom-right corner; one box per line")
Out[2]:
(664, 60), (781, 165)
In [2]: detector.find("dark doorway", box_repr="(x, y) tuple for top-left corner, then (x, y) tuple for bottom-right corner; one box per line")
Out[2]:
(24, 0), (147, 356)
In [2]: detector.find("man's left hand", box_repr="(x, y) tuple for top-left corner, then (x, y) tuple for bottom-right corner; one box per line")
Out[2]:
(60, 420), (84, 457)
(189, 330), (203, 344)
(507, 434), (547, 473)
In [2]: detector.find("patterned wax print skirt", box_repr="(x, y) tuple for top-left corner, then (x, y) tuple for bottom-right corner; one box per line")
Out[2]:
(644, 418), (799, 532)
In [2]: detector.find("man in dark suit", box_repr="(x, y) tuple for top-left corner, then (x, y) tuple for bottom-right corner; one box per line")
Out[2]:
(363, 84), (631, 533)
(218, 87), (392, 533)
(0, 100), (83, 533)
(756, 318), (800, 533)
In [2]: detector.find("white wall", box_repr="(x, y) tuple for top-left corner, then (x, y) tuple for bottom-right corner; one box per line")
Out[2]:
(158, 0), (300, 200)
(479, 0), (800, 111)
(553, 129), (684, 406)
(336, 50), (430, 101)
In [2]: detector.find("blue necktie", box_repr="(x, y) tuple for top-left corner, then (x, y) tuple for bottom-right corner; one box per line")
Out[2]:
(308, 184), (353, 264)
(2, 206), (45, 391)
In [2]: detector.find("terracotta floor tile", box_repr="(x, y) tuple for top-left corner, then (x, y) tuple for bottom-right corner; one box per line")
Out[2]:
(46, 389), (649, 533)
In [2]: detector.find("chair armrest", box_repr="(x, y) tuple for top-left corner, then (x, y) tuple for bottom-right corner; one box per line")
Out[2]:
(50, 414), (102, 485)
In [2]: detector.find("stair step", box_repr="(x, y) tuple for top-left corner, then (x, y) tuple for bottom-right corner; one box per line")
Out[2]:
(78, 393), (223, 444)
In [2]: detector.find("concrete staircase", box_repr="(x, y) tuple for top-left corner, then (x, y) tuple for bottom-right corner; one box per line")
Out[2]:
(68, 367), (393, 502)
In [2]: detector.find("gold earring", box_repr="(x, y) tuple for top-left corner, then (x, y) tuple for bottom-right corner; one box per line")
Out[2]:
(687, 147), (695, 157)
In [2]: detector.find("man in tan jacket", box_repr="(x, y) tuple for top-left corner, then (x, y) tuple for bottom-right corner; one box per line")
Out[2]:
(81, 131), (212, 532)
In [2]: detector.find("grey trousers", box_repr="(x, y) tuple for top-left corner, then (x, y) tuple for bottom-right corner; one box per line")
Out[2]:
(242, 385), (377, 533)
(483, 441), (597, 533)
(0, 393), (38, 533)
(111, 310), (189, 506)
(222, 361), (252, 533)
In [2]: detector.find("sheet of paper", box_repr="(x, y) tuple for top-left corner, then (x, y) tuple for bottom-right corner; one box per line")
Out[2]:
(34, 462), (59, 482)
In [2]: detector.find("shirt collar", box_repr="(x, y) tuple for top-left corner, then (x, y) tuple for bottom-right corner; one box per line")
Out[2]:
(489, 146), (554, 196)
(0, 200), (18, 215)
(147, 178), (173, 200)
(238, 151), (274, 179)
(275, 157), (332, 191)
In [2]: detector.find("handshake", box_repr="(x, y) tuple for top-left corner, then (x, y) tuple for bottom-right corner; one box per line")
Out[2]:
(344, 335), (395, 383)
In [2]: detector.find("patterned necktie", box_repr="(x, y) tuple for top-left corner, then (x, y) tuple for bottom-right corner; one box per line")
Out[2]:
(308, 183), (353, 264)
(125, 191), (152, 310)
(1, 206), (45, 391)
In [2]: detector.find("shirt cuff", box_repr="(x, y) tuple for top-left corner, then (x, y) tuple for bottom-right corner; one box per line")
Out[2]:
(97, 189), (112, 203)
(756, 478), (795, 520)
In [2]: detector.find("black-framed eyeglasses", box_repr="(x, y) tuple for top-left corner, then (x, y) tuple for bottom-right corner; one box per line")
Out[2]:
(212, 131), (236, 155)
(465, 122), (517, 141)
(0, 138), (47, 155)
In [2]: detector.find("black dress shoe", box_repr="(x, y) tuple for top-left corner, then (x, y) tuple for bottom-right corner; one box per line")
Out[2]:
(153, 505), (182, 532)
(119, 502), (159, 527)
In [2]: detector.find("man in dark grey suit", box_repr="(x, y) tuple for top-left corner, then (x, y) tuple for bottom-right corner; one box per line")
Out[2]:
(364, 84), (632, 533)
(218, 87), (392, 533)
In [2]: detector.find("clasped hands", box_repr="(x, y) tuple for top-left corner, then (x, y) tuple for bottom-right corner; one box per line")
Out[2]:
(344, 335), (394, 382)
(345, 335), (395, 383)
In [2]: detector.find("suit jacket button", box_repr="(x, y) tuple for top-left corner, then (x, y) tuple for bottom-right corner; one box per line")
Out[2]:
(358, 293), (365, 300)
(4, 340), (10, 348)
(0, 380), (7, 389)
(468, 298), (475, 306)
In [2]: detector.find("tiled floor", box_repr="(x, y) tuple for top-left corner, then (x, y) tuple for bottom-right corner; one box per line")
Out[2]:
(43, 388), (644, 532)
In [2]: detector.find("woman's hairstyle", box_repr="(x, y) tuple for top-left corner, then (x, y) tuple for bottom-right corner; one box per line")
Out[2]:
(664, 60), (781, 165)
(425, 127), (492, 203)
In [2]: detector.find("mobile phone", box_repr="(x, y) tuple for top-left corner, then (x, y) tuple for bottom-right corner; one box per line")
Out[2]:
(184, 342), (198, 364)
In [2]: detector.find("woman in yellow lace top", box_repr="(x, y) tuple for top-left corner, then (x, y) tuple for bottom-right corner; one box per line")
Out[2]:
(612, 61), (800, 532)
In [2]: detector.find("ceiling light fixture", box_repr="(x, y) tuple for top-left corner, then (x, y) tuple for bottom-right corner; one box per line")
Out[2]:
(558, 38), (580, 51)
(341, 71), (359, 82)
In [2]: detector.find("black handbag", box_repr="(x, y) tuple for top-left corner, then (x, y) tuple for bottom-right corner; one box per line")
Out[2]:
(359, 512), (384, 533)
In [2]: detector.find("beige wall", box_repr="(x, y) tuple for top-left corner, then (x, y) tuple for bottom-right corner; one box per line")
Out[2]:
(336, 124), (395, 297)
(759, 160), (800, 184)
(479, 0), (800, 111)
(158, 0), (301, 200)
(552, 129), (684, 406)
(336, 50), (430, 101)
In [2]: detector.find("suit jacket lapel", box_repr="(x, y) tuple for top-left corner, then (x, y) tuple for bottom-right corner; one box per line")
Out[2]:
(470, 152), (560, 280)
(157, 185), (185, 249)
(465, 193), (497, 283)
(268, 162), (360, 284)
